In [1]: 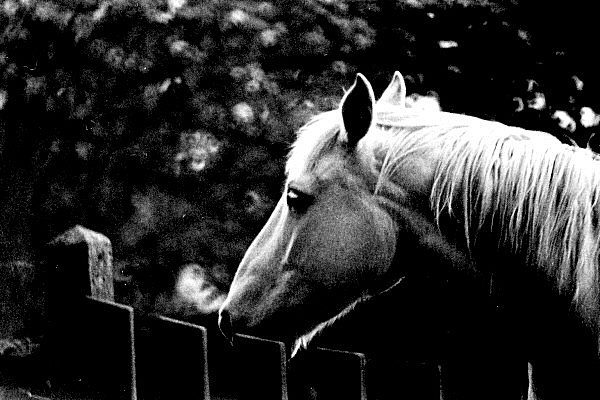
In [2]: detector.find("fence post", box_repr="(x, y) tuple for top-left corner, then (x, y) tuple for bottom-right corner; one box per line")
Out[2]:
(136, 314), (209, 400)
(45, 225), (114, 303)
(1, 223), (114, 359)
(288, 347), (368, 400)
(41, 225), (134, 399)
(225, 334), (289, 400)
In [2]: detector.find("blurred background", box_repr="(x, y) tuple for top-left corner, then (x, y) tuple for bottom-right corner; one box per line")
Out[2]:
(1, 0), (598, 319)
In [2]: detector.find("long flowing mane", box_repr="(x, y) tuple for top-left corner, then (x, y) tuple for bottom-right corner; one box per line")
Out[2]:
(222, 73), (600, 398)
(383, 109), (600, 326)
(289, 106), (600, 328)
(286, 110), (341, 179)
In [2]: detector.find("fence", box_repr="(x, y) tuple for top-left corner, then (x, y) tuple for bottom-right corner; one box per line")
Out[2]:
(2, 226), (402, 400)
(5, 225), (537, 400)
(19, 296), (369, 400)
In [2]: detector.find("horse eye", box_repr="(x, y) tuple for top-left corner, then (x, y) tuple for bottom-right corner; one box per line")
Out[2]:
(286, 188), (313, 213)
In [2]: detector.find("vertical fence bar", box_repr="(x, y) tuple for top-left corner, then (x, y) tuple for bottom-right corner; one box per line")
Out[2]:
(40, 297), (136, 400)
(135, 314), (209, 400)
(80, 297), (137, 400)
(41, 226), (136, 400)
(314, 347), (368, 400)
(360, 359), (441, 400)
(229, 334), (288, 400)
(45, 225), (114, 303)
(288, 347), (368, 400)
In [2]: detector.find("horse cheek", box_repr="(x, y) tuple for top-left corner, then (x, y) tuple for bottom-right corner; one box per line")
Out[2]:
(223, 199), (294, 321)
(293, 210), (376, 293)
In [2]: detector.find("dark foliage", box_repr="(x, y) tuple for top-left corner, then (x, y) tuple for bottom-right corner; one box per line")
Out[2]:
(1, 0), (598, 313)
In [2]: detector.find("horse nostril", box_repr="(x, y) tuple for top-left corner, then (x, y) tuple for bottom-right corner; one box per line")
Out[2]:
(218, 309), (233, 342)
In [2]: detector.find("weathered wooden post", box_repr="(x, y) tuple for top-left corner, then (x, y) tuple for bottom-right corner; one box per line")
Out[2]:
(230, 334), (289, 400)
(44, 224), (114, 304)
(0, 225), (118, 395)
(42, 225), (136, 400)
(135, 314), (209, 400)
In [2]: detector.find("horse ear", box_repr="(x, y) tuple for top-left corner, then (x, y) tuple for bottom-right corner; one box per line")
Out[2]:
(378, 71), (406, 108)
(340, 73), (375, 149)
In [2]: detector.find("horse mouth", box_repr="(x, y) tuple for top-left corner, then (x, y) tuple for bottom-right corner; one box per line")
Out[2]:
(218, 306), (308, 348)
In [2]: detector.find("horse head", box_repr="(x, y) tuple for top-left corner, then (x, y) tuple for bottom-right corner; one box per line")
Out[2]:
(218, 72), (468, 351)
(218, 71), (600, 399)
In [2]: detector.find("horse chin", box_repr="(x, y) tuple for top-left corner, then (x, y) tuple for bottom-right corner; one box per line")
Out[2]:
(230, 313), (315, 351)
(291, 325), (325, 358)
(290, 296), (367, 358)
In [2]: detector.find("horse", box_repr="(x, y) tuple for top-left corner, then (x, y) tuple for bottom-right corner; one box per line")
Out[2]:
(218, 71), (600, 399)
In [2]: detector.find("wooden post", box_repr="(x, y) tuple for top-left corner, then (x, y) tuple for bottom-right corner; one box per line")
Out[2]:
(45, 225), (114, 302)
(1, 226), (116, 394)
(40, 226), (123, 399)
(289, 347), (369, 400)
(136, 314), (209, 400)
(229, 334), (288, 400)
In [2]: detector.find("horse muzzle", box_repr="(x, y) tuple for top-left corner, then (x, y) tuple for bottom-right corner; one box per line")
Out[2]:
(217, 307), (235, 342)
(217, 304), (264, 342)
(218, 304), (260, 342)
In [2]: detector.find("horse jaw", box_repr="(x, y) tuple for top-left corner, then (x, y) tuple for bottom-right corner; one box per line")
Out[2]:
(291, 295), (366, 357)
(291, 276), (406, 357)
